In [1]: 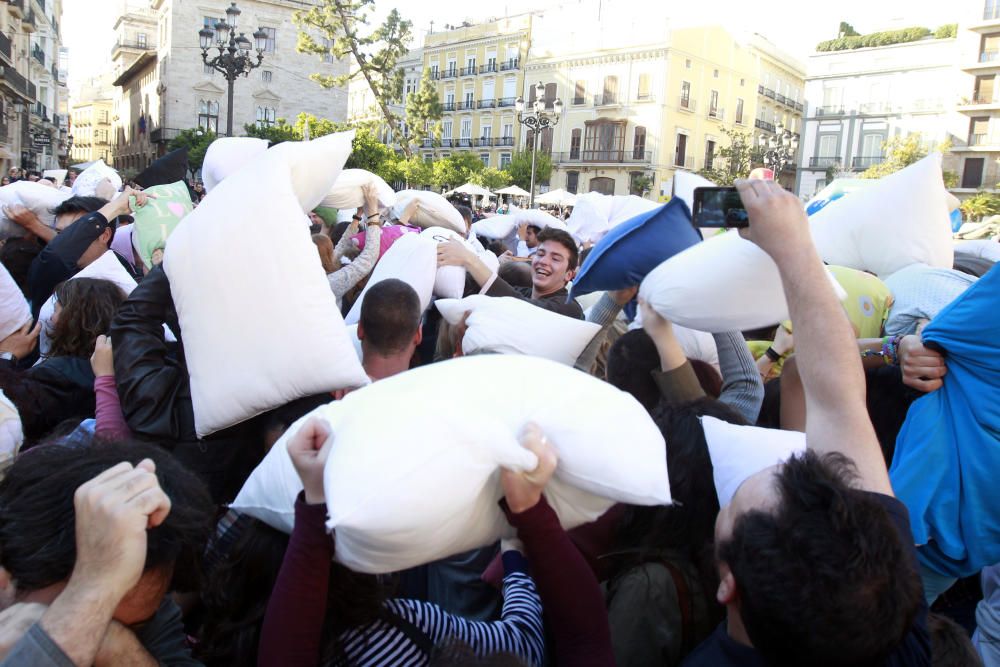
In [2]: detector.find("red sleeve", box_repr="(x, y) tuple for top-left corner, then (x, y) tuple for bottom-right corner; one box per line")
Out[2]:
(257, 495), (333, 667)
(94, 375), (131, 441)
(504, 496), (616, 667)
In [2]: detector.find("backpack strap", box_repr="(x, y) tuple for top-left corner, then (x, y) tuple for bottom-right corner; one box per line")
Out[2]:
(661, 560), (695, 655)
(381, 608), (436, 656)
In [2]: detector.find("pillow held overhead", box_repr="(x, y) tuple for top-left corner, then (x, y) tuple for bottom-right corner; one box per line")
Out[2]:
(343, 232), (437, 325)
(71, 160), (122, 197)
(391, 190), (466, 234)
(321, 169), (396, 210)
(0, 181), (71, 240)
(201, 137), (270, 193)
(164, 131), (368, 438)
(0, 262), (29, 342)
(571, 198), (701, 298)
(130, 181), (194, 270)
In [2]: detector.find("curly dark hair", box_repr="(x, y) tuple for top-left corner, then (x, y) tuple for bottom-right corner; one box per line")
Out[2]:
(47, 278), (126, 359)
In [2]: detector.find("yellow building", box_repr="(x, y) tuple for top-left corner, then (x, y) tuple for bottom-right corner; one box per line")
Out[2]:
(420, 16), (532, 169)
(70, 78), (114, 165)
(748, 35), (806, 188)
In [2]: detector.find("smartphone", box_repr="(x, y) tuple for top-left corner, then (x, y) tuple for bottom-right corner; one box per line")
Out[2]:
(692, 187), (750, 228)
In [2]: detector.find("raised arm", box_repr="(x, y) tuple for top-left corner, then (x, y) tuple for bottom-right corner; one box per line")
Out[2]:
(736, 179), (890, 494)
(713, 330), (764, 423)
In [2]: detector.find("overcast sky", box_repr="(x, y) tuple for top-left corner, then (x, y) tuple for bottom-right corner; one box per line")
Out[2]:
(64, 0), (963, 94)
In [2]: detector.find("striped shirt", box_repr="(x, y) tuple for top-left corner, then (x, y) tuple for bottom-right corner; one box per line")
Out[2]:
(338, 555), (544, 666)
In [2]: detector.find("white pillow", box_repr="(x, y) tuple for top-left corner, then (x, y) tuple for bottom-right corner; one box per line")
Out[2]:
(809, 154), (953, 277)
(164, 131), (369, 438)
(343, 232), (437, 325)
(567, 192), (614, 243)
(471, 215), (518, 240)
(201, 137), (270, 193)
(609, 195), (660, 226)
(419, 226), (499, 299)
(346, 324), (363, 361)
(629, 309), (720, 370)
(321, 169), (396, 210)
(233, 355), (670, 573)
(436, 295), (601, 365)
(639, 230), (846, 332)
(670, 170), (717, 211)
(0, 181), (72, 240)
(0, 263), (29, 342)
(42, 169), (67, 184)
(701, 416), (806, 506)
(392, 190), (466, 234)
(71, 160), (122, 197)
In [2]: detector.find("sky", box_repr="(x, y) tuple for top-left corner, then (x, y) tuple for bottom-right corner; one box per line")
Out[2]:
(63, 0), (962, 94)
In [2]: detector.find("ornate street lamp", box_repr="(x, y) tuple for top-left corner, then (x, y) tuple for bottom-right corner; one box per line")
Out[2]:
(758, 122), (799, 176)
(515, 81), (563, 208)
(198, 1), (268, 136)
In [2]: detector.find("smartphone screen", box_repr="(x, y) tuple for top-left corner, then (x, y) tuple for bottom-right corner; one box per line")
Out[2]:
(692, 187), (749, 228)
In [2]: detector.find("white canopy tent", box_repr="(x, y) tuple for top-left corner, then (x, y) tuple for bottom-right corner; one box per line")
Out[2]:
(535, 188), (577, 207)
(495, 184), (531, 198)
(446, 182), (496, 198)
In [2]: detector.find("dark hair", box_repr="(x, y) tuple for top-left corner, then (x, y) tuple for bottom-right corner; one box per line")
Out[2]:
(927, 612), (983, 667)
(689, 359), (722, 398)
(359, 278), (421, 356)
(606, 329), (661, 412)
(717, 451), (922, 666)
(51, 195), (107, 218)
(498, 261), (533, 289)
(535, 227), (579, 269)
(329, 221), (351, 247)
(48, 278), (126, 359)
(0, 438), (213, 593)
(453, 205), (473, 227)
(0, 238), (42, 292)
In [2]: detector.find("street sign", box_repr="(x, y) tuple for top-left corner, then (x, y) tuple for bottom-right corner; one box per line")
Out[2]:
(31, 134), (51, 147)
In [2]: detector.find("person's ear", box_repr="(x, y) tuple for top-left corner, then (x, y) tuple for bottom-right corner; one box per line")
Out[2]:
(716, 562), (737, 605)
(100, 227), (113, 245)
(413, 324), (423, 347)
(356, 322), (365, 341)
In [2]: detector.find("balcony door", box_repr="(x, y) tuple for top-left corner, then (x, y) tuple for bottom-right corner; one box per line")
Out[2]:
(589, 176), (615, 194)
(962, 157), (985, 189)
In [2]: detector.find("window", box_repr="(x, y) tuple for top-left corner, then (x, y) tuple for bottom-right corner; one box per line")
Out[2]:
(740, 78), (745, 86)
(674, 132), (688, 167)
(481, 124), (492, 139)
(583, 119), (626, 160)
(480, 153), (490, 166)
(321, 38), (335, 64)
(466, 55), (476, 70)
(589, 176), (615, 194)
(485, 49), (497, 71)
(256, 106), (276, 128)
(632, 126), (646, 159)
(861, 133), (884, 157)
(713, 68), (719, 78)
(570, 128), (582, 159)
(970, 116), (990, 145)
(203, 16), (223, 39)
(502, 121), (513, 138)
(573, 80), (586, 105)
(442, 119), (453, 138)
(735, 98), (744, 124)
(447, 59), (457, 76)
(709, 90), (719, 117)
(464, 90), (474, 107)
(975, 75), (995, 104)
(198, 99), (219, 133)
(602, 76), (618, 104)
(203, 62), (215, 75)
(503, 76), (516, 100)
(637, 73), (651, 100)
(566, 171), (579, 193)
(818, 134), (839, 157)
(460, 118), (472, 139)
(500, 153), (512, 168)
(261, 27), (276, 53)
(680, 81), (691, 109)
(685, 58), (692, 68)
(430, 63), (439, 78)
(962, 157), (985, 188)
(704, 139), (716, 169)
(261, 70), (272, 83)
(445, 89), (455, 108)
(137, 33), (147, 47)
(482, 79), (495, 102)
(543, 83), (557, 109)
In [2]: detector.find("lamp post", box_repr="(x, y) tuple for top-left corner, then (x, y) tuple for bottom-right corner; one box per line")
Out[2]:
(515, 82), (563, 208)
(757, 122), (799, 178)
(198, 1), (269, 137)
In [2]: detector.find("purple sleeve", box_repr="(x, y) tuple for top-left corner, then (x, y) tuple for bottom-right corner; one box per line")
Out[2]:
(504, 496), (616, 667)
(257, 496), (333, 667)
(94, 375), (131, 441)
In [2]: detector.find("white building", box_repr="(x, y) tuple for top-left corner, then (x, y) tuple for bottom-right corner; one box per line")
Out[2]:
(110, 0), (347, 175)
(954, 0), (1000, 193)
(18, 0), (68, 171)
(796, 36), (967, 197)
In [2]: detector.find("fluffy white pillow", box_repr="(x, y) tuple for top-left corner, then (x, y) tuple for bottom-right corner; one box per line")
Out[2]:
(201, 137), (270, 193)
(164, 131), (369, 437)
(71, 160), (122, 197)
(809, 154), (953, 277)
(343, 232), (436, 325)
(392, 190), (466, 234)
(639, 230), (846, 332)
(43, 169), (67, 184)
(671, 170), (717, 211)
(0, 263), (29, 342)
(436, 295), (601, 365)
(471, 209), (566, 240)
(321, 169), (396, 210)
(568, 193), (659, 244)
(420, 226), (499, 299)
(0, 181), (72, 240)
(232, 355), (670, 573)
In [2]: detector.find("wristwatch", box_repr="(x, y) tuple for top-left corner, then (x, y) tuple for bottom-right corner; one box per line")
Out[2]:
(0, 351), (16, 363)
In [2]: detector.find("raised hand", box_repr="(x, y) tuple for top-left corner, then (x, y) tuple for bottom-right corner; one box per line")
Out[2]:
(287, 417), (333, 505)
(501, 422), (558, 514)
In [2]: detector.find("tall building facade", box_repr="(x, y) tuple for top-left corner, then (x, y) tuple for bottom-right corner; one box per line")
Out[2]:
(955, 1), (1000, 194)
(110, 0), (348, 176)
(69, 75), (114, 164)
(796, 35), (966, 197)
(748, 35), (806, 189)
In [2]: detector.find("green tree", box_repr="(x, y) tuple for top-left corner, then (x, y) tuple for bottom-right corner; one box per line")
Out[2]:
(294, 1), (415, 155)
(403, 68), (443, 151)
(346, 128), (401, 182)
(167, 128), (216, 173)
(432, 152), (485, 190)
(470, 167), (512, 190)
(960, 191), (1000, 221)
(934, 24), (957, 39)
(696, 127), (759, 185)
(839, 21), (860, 37)
(399, 155), (434, 188)
(860, 133), (951, 179)
(502, 151), (553, 191)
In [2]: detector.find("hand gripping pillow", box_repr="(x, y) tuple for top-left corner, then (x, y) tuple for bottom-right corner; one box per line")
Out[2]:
(435, 295), (601, 365)
(201, 137), (270, 193)
(232, 355), (670, 573)
(71, 160), (122, 197)
(0, 262), (29, 342)
(164, 131), (368, 437)
(809, 154), (953, 277)
(343, 232), (437, 325)
(571, 198), (701, 298)
(420, 226), (499, 299)
(321, 169), (396, 210)
(471, 210), (567, 240)
(391, 190), (465, 234)
(639, 230), (847, 332)
(0, 181), (72, 240)
(130, 181), (193, 270)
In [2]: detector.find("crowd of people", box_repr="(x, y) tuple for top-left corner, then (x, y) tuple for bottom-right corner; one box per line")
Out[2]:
(0, 142), (994, 667)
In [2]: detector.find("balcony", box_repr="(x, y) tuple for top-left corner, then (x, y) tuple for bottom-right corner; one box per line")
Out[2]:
(775, 93), (788, 105)
(678, 96), (696, 112)
(456, 138), (473, 148)
(440, 138), (454, 147)
(460, 66), (476, 76)
(497, 97), (516, 108)
(755, 118), (775, 133)
(477, 98), (496, 109)
(553, 150), (652, 164)
(474, 137), (493, 147)
(594, 94), (621, 106)
(51, 63), (58, 83)
(112, 40), (155, 58)
(499, 58), (520, 71)
(479, 63), (497, 74)
(31, 101), (47, 121)
(429, 71), (440, 80)
(441, 101), (455, 112)
(495, 136), (514, 147)
(859, 101), (892, 115)
(0, 32), (10, 63)
(763, 87), (776, 100)
(970, 133), (993, 146)
(21, 7), (34, 31)
(809, 156), (840, 168)
(795, 101), (804, 112)
(441, 68), (458, 80)
(816, 105), (845, 116)
(31, 43), (43, 66)
(457, 99), (475, 110)
(635, 93), (655, 103)
(707, 107), (725, 121)
(674, 154), (695, 169)
(851, 156), (883, 169)
(422, 138), (434, 148)
(7, 0), (24, 19)
(982, 50), (1000, 62)
(0, 64), (33, 100)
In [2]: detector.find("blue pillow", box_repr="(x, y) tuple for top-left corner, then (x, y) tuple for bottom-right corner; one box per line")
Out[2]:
(570, 198), (701, 299)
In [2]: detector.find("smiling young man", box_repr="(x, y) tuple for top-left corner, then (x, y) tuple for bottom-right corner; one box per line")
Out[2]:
(436, 226), (584, 319)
